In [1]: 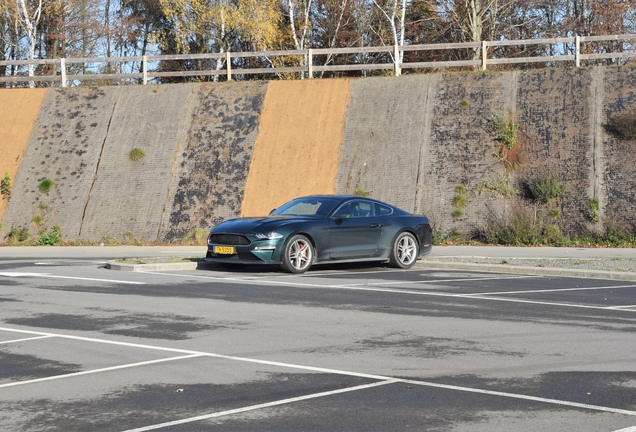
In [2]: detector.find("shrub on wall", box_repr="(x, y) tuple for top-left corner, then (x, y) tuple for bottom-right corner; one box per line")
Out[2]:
(1, 172), (10, 201)
(528, 174), (564, 204)
(38, 178), (54, 194)
(607, 111), (636, 140)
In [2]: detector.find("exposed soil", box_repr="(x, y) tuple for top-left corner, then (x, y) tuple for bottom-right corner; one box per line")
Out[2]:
(241, 79), (351, 216)
(0, 89), (48, 222)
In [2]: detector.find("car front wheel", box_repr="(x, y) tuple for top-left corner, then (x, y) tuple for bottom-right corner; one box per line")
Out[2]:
(389, 232), (418, 269)
(281, 234), (314, 273)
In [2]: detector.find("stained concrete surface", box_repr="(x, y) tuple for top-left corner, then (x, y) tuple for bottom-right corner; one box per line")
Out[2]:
(79, 84), (196, 242)
(159, 81), (267, 242)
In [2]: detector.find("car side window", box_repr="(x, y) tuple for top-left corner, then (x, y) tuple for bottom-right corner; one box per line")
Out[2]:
(375, 204), (393, 216)
(335, 200), (375, 218)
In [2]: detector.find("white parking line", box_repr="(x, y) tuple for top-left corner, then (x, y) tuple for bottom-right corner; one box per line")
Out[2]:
(0, 335), (54, 345)
(613, 427), (636, 432)
(1, 326), (635, 420)
(138, 271), (636, 313)
(122, 380), (398, 432)
(0, 272), (145, 285)
(462, 284), (636, 296)
(340, 275), (537, 287)
(0, 354), (203, 389)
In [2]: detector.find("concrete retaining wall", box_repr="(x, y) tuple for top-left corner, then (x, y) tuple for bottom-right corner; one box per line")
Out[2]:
(1, 88), (121, 240)
(80, 84), (196, 242)
(158, 81), (267, 242)
(2, 65), (636, 243)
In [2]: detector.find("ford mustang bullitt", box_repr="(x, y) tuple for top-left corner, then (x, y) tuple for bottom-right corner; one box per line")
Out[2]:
(206, 195), (432, 273)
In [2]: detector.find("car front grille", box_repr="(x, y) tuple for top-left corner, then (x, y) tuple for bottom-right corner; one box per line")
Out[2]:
(208, 233), (251, 245)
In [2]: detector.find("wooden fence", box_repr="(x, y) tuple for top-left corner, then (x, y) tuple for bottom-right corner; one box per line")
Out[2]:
(1, 34), (635, 87)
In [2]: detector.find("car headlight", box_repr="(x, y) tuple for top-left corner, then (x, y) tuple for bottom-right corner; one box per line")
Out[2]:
(254, 231), (284, 240)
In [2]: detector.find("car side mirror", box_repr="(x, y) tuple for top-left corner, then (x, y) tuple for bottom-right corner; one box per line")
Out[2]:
(334, 212), (352, 220)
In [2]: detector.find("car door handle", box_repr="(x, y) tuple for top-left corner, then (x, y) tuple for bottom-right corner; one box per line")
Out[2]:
(370, 223), (382, 228)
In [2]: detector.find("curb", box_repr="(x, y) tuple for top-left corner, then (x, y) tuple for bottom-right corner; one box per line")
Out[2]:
(417, 261), (636, 282)
(107, 261), (199, 272)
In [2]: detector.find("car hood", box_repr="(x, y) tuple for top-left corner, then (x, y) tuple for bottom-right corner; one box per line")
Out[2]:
(212, 216), (305, 234)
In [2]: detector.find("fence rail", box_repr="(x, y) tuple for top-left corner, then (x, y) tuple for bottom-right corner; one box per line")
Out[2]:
(1, 34), (635, 87)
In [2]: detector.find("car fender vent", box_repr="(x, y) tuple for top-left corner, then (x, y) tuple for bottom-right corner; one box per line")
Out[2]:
(209, 234), (251, 245)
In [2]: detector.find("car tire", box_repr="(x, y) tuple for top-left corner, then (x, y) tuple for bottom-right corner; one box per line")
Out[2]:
(389, 232), (418, 269)
(280, 234), (314, 274)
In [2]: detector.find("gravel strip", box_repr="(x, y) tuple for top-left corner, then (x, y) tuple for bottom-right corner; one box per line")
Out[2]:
(424, 257), (636, 273)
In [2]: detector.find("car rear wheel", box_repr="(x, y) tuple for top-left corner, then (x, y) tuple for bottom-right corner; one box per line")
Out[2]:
(389, 232), (418, 269)
(281, 234), (314, 273)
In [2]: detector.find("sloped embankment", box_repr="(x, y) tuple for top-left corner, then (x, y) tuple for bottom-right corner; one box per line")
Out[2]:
(240, 79), (350, 216)
(0, 88), (121, 239)
(159, 81), (267, 242)
(0, 89), (47, 224)
(79, 84), (196, 242)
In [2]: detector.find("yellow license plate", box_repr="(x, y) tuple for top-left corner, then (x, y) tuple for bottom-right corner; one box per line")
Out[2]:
(215, 246), (235, 255)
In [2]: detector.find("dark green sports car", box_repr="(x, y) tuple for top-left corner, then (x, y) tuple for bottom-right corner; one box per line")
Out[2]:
(206, 195), (432, 273)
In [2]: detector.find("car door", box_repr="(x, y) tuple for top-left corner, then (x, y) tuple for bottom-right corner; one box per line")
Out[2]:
(326, 200), (383, 259)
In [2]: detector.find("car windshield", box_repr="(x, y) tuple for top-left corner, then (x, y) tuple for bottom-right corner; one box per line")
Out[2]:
(270, 197), (340, 217)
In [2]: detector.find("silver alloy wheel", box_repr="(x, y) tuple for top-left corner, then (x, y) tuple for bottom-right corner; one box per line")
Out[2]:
(397, 234), (417, 266)
(285, 236), (313, 272)
(389, 232), (418, 269)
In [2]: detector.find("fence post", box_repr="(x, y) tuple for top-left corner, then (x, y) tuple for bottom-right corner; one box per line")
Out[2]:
(481, 41), (488, 71)
(575, 35), (581, 67)
(307, 48), (313, 79)
(226, 51), (232, 81)
(60, 58), (67, 88)
(142, 56), (148, 85)
(394, 43), (401, 76)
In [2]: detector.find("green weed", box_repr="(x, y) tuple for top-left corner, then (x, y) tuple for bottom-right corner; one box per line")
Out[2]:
(491, 111), (519, 149)
(38, 178), (55, 194)
(129, 147), (146, 161)
(1, 172), (10, 201)
(528, 174), (564, 204)
(588, 198), (600, 223)
(476, 175), (518, 198)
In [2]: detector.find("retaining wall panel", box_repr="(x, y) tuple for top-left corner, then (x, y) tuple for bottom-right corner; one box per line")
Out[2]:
(419, 72), (520, 235)
(336, 75), (433, 213)
(159, 81), (267, 242)
(600, 67), (636, 232)
(80, 84), (195, 241)
(241, 80), (350, 216)
(1, 88), (120, 240)
(514, 69), (593, 235)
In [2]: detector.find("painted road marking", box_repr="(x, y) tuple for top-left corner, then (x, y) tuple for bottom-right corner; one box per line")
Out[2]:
(139, 271), (636, 313)
(0, 272), (145, 285)
(0, 354), (203, 389)
(461, 284), (636, 296)
(613, 427), (636, 432)
(0, 335), (54, 345)
(122, 380), (398, 432)
(1, 326), (635, 419)
(339, 275), (538, 287)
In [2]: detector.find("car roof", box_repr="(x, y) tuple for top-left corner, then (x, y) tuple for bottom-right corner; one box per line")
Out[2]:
(293, 195), (397, 207)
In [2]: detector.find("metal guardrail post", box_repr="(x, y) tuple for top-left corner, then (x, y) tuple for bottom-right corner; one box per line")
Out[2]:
(307, 49), (313, 79)
(226, 51), (232, 81)
(481, 41), (488, 71)
(142, 56), (148, 84)
(394, 44), (401, 76)
(60, 58), (66, 87)
(575, 35), (581, 67)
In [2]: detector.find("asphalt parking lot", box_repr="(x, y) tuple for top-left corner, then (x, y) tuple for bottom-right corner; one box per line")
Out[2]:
(1, 251), (635, 431)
